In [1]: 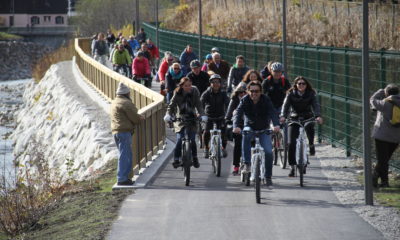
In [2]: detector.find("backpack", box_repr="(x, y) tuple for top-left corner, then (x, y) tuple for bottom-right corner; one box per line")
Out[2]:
(385, 99), (400, 127)
(267, 75), (285, 87)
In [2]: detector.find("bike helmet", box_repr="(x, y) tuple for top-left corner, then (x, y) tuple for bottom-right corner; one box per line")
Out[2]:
(271, 62), (284, 72)
(205, 54), (212, 60)
(190, 59), (201, 68)
(209, 74), (222, 82)
(136, 51), (145, 57)
(211, 47), (219, 52)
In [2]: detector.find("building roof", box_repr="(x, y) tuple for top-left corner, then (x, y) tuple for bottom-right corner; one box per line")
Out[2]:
(0, 0), (68, 14)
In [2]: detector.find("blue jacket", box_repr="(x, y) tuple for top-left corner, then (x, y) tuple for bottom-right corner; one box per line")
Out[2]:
(179, 50), (198, 75)
(233, 94), (279, 130)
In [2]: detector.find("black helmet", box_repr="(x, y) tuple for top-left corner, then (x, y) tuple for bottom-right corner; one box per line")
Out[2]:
(190, 59), (201, 68)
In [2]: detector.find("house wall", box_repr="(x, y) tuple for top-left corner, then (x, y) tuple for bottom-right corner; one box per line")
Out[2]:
(0, 14), (68, 27)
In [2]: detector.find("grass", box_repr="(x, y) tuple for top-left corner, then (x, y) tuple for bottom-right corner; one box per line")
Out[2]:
(357, 173), (400, 209)
(0, 32), (22, 40)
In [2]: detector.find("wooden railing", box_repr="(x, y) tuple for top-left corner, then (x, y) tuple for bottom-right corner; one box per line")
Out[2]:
(74, 38), (166, 175)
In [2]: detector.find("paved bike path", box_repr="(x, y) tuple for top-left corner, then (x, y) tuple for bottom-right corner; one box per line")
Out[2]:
(108, 135), (384, 240)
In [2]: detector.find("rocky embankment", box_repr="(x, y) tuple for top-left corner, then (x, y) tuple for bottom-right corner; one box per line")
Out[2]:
(11, 61), (118, 181)
(0, 41), (52, 80)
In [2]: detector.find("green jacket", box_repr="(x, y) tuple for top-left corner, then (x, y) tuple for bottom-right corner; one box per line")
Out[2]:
(111, 95), (141, 135)
(112, 49), (132, 65)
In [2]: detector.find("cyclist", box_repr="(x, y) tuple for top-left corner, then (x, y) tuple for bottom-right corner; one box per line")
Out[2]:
(132, 51), (151, 86)
(233, 81), (280, 186)
(92, 32), (109, 66)
(262, 62), (291, 116)
(260, 61), (273, 80)
(187, 60), (210, 96)
(164, 77), (206, 168)
(180, 44), (198, 76)
(106, 29), (116, 48)
(146, 38), (160, 74)
(227, 55), (249, 93)
(165, 63), (184, 104)
(242, 69), (263, 85)
(128, 35), (140, 55)
(136, 28), (147, 44)
(158, 52), (174, 96)
(201, 54), (213, 72)
(225, 83), (247, 174)
(201, 74), (230, 158)
(112, 44), (131, 76)
(208, 52), (230, 91)
(280, 76), (323, 177)
(211, 47), (219, 54)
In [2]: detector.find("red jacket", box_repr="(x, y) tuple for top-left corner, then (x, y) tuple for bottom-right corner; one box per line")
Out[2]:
(158, 60), (169, 81)
(132, 57), (150, 77)
(148, 45), (160, 59)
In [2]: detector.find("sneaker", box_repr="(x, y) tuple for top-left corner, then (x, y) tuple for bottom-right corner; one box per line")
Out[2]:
(172, 159), (181, 168)
(117, 179), (134, 186)
(192, 157), (200, 168)
(222, 148), (228, 158)
(309, 144), (315, 156)
(204, 149), (209, 158)
(266, 178), (273, 186)
(232, 166), (239, 175)
(288, 167), (295, 177)
(243, 163), (251, 173)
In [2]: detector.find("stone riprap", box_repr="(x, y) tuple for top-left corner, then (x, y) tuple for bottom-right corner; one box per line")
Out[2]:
(11, 62), (117, 181)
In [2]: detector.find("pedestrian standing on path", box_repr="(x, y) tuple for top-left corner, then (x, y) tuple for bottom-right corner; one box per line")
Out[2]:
(370, 84), (400, 188)
(111, 83), (144, 186)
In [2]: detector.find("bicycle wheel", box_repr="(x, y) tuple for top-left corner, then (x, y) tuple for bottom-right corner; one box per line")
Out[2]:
(298, 142), (304, 187)
(183, 140), (192, 186)
(216, 138), (221, 177)
(254, 156), (261, 203)
(281, 129), (288, 169)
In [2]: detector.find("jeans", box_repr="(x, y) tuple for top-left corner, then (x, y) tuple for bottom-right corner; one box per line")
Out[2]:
(175, 128), (197, 160)
(166, 91), (174, 104)
(114, 132), (133, 182)
(94, 54), (108, 66)
(242, 130), (273, 178)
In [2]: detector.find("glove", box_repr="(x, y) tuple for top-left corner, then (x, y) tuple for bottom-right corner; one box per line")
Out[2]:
(163, 114), (172, 122)
(201, 116), (208, 122)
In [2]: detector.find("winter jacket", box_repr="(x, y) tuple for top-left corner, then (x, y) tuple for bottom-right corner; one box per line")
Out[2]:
(112, 49), (132, 65)
(132, 57), (151, 77)
(136, 32), (147, 43)
(260, 67), (271, 80)
(128, 39), (140, 50)
(227, 64), (249, 91)
(200, 87), (230, 118)
(148, 45), (160, 59)
(92, 40), (109, 56)
(234, 94), (279, 130)
(167, 87), (204, 133)
(370, 89), (400, 143)
(186, 70), (210, 95)
(165, 68), (184, 93)
(208, 60), (231, 89)
(158, 60), (169, 81)
(179, 50), (198, 75)
(281, 89), (321, 119)
(106, 33), (116, 45)
(123, 44), (134, 57)
(111, 95), (141, 135)
(262, 75), (291, 109)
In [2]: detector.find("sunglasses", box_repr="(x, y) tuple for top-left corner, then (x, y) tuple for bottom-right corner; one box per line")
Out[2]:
(297, 82), (306, 86)
(249, 90), (260, 93)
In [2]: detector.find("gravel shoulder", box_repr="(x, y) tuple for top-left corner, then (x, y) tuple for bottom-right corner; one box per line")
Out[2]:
(317, 143), (400, 240)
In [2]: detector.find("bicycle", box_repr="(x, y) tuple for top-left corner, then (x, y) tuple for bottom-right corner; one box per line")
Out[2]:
(114, 64), (129, 77)
(272, 123), (288, 169)
(134, 76), (152, 88)
(170, 117), (200, 186)
(208, 117), (224, 177)
(241, 127), (272, 204)
(287, 117), (316, 187)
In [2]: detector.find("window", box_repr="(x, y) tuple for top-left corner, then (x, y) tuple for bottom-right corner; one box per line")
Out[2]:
(44, 16), (51, 22)
(31, 16), (40, 25)
(55, 16), (64, 24)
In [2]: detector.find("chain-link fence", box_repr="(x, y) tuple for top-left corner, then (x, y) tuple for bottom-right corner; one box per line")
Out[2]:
(143, 22), (400, 170)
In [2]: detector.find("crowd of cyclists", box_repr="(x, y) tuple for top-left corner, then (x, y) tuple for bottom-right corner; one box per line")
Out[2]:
(93, 29), (323, 186)
(159, 44), (323, 187)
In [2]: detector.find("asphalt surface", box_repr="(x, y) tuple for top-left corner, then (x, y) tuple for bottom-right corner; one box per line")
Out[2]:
(108, 79), (384, 240)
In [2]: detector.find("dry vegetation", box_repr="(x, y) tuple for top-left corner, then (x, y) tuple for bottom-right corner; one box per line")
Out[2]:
(162, 0), (400, 50)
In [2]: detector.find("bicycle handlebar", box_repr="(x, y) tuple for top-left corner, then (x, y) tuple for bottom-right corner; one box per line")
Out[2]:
(287, 117), (317, 128)
(242, 128), (272, 135)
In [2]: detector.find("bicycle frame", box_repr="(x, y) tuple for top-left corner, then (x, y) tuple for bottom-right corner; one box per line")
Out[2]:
(209, 123), (222, 159)
(288, 118), (316, 166)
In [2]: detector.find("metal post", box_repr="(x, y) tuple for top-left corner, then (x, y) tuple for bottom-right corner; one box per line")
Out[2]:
(135, 0), (140, 35)
(155, 0), (159, 49)
(198, 0), (202, 60)
(362, 0), (373, 206)
(282, 0), (287, 77)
